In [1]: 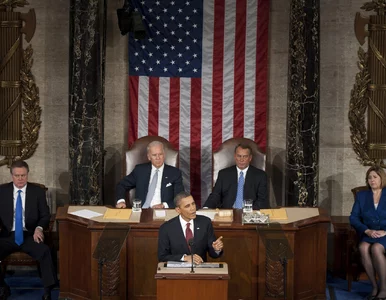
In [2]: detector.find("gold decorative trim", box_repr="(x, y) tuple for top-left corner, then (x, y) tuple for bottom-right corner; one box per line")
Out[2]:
(369, 98), (386, 127)
(369, 39), (386, 69)
(0, 37), (20, 72)
(0, 95), (21, 128)
(368, 84), (386, 90)
(0, 81), (20, 88)
(0, 20), (22, 27)
(0, 44), (41, 167)
(20, 44), (41, 160)
(348, 48), (385, 167)
(0, 0), (29, 8)
(369, 144), (386, 150)
(0, 140), (22, 146)
(369, 24), (386, 30)
(361, 1), (386, 14)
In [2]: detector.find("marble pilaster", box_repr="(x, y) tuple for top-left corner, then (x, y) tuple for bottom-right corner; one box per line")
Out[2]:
(285, 0), (320, 206)
(68, 0), (106, 205)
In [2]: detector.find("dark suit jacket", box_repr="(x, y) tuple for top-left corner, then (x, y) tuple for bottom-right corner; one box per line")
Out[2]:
(350, 188), (386, 237)
(158, 215), (222, 262)
(116, 163), (184, 208)
(205, 165), (269, 209)
(0, 182), (50, 237)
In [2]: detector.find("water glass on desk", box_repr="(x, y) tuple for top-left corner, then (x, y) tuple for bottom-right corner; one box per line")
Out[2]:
(243, 199), (253, 213)
(132, 199), (142, 212)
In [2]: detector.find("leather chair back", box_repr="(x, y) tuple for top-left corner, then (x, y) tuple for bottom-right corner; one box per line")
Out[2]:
(351, 186), (368, 198)
(212, 137), (265, 186)
(125, 136), (179, 203)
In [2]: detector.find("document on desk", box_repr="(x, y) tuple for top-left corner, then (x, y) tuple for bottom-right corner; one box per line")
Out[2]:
(260, 208), (288, 220)
(69, 209), (103, 219)
(196, 210), (216, 220)
(103, 208), (132, 220)
(166, 261), (222, 268)
(154, 209), (166, 219)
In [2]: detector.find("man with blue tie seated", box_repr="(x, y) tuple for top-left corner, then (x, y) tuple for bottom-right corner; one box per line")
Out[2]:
(204, 143), (269, 210)
(0, 160), (56, 300)
(158, 191), (223, 264)
(115, 141), (184, 209)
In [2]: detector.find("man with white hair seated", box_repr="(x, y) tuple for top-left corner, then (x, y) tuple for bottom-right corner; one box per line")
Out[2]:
(116, 141), (184, 209)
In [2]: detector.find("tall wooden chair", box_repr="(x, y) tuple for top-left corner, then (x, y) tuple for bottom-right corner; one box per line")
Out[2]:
(124, 136), (179, 205)
(212, 137), (266, 187)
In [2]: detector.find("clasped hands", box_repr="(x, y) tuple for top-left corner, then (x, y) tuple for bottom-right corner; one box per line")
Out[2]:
(365, 229), (386, 238)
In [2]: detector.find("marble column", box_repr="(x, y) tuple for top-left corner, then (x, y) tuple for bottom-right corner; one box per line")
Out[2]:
(285, 0), (320, 206)
(69, 0), (106, 205)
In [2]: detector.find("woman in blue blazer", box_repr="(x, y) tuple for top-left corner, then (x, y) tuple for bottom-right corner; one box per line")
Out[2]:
(350, 166), (386, 300)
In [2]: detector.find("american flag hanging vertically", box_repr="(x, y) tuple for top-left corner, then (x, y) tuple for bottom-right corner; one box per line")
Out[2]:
(128, 0), (269, 207)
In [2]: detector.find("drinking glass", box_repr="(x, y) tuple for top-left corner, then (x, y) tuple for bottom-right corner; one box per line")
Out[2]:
(243, 199), (253, 213)
(132, 199), (142, 212)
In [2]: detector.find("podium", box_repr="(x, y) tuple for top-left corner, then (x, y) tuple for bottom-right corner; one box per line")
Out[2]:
(57, 206), (330, 299)
(155, 262), (230, 300)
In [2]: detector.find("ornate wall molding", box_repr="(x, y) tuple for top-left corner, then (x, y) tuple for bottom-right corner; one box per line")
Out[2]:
(349, 0), (386, 167)
(0, 0), (41, 167)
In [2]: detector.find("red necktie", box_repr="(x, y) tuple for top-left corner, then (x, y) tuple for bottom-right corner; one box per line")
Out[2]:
(185, 223), (193, 249)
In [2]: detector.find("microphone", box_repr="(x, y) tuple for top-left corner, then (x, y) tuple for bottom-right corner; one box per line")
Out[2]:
(188, 238), (195, 273)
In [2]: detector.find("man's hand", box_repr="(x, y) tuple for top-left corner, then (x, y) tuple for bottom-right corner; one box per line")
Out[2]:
(152, 204), (165, 209)
(116, 202), (126, 208)
(212, 236), (223, 251)
(33, 227), (44, 243)
(184, 254), (204, 264)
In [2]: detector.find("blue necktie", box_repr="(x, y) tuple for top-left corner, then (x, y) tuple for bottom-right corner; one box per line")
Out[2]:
(15, 190), (24, 245)
(234, 171), (244, 209)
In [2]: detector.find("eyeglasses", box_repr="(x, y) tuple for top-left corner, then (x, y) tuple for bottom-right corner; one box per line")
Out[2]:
(12, 174), (27, 179)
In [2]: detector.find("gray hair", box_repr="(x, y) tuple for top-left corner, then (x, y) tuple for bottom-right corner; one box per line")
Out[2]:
(147, 140), (165, 153)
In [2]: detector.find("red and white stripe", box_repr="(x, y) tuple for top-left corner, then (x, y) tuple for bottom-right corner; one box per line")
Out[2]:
(128, 0), (269, 206)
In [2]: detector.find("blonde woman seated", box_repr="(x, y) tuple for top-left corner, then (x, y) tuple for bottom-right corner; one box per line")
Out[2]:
(350, 166), (386, 300)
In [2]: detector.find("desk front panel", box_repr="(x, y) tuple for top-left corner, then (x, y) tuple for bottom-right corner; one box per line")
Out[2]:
(57, 207), (329, 300)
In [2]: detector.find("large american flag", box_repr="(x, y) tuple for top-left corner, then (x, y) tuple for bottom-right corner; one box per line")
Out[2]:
(128, 0), (269, 206)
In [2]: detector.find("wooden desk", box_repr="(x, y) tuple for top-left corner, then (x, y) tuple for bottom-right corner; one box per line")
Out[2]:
(56, 206), (330, 300)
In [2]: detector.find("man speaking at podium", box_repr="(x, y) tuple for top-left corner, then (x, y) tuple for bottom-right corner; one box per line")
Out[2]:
(158, 192), (223, 264)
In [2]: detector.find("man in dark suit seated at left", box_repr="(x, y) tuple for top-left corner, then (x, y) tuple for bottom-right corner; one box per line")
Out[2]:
(116, 140), (184, 209)
(0, 160), (56, 300)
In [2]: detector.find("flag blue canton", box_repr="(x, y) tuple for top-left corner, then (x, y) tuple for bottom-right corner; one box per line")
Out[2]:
(129, 0), (203, 78)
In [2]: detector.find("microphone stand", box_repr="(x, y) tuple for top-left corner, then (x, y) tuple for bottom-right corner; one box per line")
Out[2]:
(188, 239), (195, 273)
